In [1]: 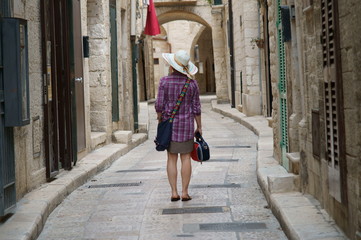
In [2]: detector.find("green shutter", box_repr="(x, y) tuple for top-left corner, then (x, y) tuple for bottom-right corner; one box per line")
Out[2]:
(213, 0), (223, 5)
(131, 40), (138, 131)
(277, 0), (289, 170)
(110, 4), (119, 122)
(0, 3), (17, 215)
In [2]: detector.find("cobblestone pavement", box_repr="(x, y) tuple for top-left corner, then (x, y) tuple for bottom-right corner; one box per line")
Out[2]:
(37, 99), (287, 240)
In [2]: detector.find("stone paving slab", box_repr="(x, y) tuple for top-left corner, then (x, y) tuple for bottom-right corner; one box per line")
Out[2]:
(1, 97), (348, 240)
(0, 133), (148, 240)
(35, 99), (287, 240)
(211, 100), (349, 240)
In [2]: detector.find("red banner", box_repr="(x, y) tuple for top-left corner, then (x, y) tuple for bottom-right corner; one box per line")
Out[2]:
(144, 0), (160, 36)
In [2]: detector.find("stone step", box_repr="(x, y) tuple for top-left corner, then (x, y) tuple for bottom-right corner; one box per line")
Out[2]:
(90, 132), (107, 150)
(130, 133), (148, 148)
(286, 152), (300, 175)
(138, 101), (149, 134)
(266, 117), (273, 128)
(112, 130), (132, 144)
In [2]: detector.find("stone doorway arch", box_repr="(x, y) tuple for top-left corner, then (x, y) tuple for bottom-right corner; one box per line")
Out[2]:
(148, 4), (229, 102)
(190, 26), (216, 93)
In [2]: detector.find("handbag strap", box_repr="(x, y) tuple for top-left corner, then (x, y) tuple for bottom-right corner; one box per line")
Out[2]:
(169, 78), (191, 122)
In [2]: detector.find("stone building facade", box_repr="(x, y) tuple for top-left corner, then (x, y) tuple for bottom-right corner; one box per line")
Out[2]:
(230, 0), (263, 116)
(251, 0), (361, 238)
(0, 0), (138, 216)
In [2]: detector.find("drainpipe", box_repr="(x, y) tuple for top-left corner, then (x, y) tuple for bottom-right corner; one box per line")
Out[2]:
(228, 0), (235, 108)
(257, 1), (263, 114)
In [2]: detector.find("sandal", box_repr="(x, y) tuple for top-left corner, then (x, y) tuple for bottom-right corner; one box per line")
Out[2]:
(181, 195), (192, 201)
(171, 196), (181, 202)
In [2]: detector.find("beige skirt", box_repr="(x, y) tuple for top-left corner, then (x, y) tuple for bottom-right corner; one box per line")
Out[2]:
(168, 139), (194, 154)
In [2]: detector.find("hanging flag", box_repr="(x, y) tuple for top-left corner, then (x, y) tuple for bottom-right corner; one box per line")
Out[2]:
(144, 0), (160, 36)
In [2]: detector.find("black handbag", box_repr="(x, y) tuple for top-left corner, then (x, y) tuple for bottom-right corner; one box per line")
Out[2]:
(191, 132), (210, 163)
(154, 78), (191, 151)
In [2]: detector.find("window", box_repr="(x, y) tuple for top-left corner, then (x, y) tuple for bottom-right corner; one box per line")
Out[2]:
(213, 0), (222, 5)
(194, 45), (199, 62)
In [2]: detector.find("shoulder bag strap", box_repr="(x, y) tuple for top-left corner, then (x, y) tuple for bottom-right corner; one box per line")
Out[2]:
(169, 78), (191, 122)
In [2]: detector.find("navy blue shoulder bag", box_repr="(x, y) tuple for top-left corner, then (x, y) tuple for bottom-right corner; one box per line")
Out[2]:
(154, 78), (191, 151)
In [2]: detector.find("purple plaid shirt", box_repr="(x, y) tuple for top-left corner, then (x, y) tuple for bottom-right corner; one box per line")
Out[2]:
(155, 72), (201, 142)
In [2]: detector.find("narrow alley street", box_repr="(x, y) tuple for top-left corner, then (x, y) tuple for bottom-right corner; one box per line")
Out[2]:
(37, 97), (287, 240)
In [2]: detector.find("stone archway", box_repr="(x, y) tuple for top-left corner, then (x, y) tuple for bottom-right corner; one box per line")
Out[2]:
(152, 5), (229, 102)
(190, 25), (207, 62)
(190, 26), (216, 93)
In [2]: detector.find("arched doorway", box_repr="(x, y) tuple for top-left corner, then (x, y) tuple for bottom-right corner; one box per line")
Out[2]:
(151, 19), (215, 96)
(191, 26), (216, 93)
(141, 6), (228, 101)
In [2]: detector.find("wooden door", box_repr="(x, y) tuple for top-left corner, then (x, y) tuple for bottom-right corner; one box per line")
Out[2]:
(41, 0), (73, 176)
(54, 0), (73, 170)
(71, 0), (86, 155)
(41, 0), (60, 178)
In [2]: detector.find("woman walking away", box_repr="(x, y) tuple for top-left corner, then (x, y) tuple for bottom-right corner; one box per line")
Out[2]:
(155, 50), (202, 202)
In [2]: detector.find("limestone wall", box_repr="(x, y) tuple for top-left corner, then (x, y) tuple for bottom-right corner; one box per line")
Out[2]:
(266, 0), (281, 162)
(87, 0), (134, 134)
(269, 0), (361, 238)
(329, 1), (361, 237)
(231, 0), (261, 116)
(7, 0), (136, 201)
(87, 0), (112, 135)
(118, 2), (134, 130)
(13, 0), (46, 198)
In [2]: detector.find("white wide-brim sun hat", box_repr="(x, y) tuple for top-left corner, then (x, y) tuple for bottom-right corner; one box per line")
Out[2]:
(162, 50), (198, 77)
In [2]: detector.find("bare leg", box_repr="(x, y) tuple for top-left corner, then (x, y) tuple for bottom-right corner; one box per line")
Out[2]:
(167, 151), (179, 198)
(180, 153), (192, 198)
